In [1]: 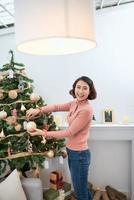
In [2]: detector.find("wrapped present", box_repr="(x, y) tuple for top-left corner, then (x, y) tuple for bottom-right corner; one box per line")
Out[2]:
(50, 171), (63, 190)
(43, 188), (59, 200)
(44, 182), (72, 200)
(63, 182), (72, 200)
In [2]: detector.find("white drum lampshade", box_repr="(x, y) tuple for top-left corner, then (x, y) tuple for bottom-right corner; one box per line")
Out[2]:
(14, 0), (96, 55)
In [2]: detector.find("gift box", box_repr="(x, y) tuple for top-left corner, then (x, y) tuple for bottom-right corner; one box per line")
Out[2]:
(63, 182), (72, 200)
(50, 171), (64, 190)
(43, 188), (59, 200)
(43, 182), (72, 200)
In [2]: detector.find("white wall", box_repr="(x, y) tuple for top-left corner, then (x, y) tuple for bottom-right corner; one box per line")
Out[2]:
(1, 4), (134, 124)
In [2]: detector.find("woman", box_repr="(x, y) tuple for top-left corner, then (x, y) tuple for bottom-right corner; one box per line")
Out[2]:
(26, 76), (97, 200)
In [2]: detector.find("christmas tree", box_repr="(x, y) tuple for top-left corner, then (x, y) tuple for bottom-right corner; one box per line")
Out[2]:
(0, 50), (66, 177)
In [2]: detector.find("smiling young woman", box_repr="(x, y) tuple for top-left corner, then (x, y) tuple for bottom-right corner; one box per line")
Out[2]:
(26, 76), (97, 200)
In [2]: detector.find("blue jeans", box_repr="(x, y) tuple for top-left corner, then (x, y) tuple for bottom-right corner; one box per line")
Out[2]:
(67, 148), (92, 200)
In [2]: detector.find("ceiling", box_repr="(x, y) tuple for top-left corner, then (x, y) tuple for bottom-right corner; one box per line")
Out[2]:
(0, 0), (134, 29)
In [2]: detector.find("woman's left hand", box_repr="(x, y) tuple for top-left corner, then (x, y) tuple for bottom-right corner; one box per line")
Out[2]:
(28, 128), (47, 137)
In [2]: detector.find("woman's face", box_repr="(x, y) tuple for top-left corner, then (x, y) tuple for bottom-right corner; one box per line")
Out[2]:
(75, 80), (90, 101)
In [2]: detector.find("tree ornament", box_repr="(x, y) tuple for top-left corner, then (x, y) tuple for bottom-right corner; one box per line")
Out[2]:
(6, 116), (17, 125)
(0, 110), (7, 119)
(30, 93), (40, 102)
(11, 108), (17, 117)
(0, 129), (5, 138)
(15, 124), (22, 131)
(0, 91), (4, 100)
(46, 150), (54, 158)
(18, 80), (25, 92)
(61, 149), (68, 158)
(8, 90), (18, 99)
(21, 104), (26, 112)
(27, 121), (37, 132)
(21, 69), (27, 76)
(27, 139), (33, 152)
(23, 121), (28, 130)
(7, 69), (14, 78)
(41, 136), (46, 144)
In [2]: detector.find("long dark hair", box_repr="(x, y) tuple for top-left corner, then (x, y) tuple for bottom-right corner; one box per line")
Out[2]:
(69, 76), (97, 100)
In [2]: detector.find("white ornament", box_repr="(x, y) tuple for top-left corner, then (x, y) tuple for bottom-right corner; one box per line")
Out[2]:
(27, 121), (37, 132)
(41, 136), (46, 144)
(23, 121), (28, 130)
(8, 90), (18, 99)
(46, 150), (54, 158)
(21, 104), (26, 112)
(0, 129), (5, 138)
(27, 139), (33, 152)
(0, 110), (7, 119)
(8, 69), (14, 78)
(30, 93), (40, 102)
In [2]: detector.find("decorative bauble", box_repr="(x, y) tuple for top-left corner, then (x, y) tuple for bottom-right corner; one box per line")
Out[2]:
(21, 69), (27, 76)
(6, 116), (17, 125)
(27, 139), (33, 152)
(0, 110), (7, 119)
(27, 121), (37, 132)
(23, 121), (28, 130)
(0, 129), (5, 138)
(8, 90), (18, 99)
(7, 69), (14, 79)
(46, 150), (54, 158)
(21, 104), (26, 112)
(15, 124), (22, 131)
(41, 136), (46, 144)
(11, 109), (17, 117)
(30, 93), (40, 102)
(61, 149), (68, 158)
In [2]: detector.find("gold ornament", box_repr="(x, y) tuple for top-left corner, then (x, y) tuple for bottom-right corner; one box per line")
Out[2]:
(6, 116), (17, 125)
(15, 124), (22, 131)
(61, 149), (68, 158)
(30, 93), (40, 102)
(8, 90), (18, 99)
(46, 150), (54, 158)
(0, 91), (4, 100)
(27, 121), (37, 132)
(0, 110), (7, 119)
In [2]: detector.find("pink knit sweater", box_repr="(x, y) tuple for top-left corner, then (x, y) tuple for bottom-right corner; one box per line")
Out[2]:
(40, 99), (93, 151)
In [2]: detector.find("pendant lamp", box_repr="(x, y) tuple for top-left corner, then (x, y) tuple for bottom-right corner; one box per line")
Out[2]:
(14, 0), (96, 55)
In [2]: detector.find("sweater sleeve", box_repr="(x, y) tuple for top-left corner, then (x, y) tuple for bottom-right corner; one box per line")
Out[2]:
(40, 102), (72, 113)
(46, 109), (93, 139)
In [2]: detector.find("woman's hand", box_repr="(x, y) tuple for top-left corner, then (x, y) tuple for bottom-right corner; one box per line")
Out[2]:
(28, 128), (47, 137)
(26, 108), (40, 120)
